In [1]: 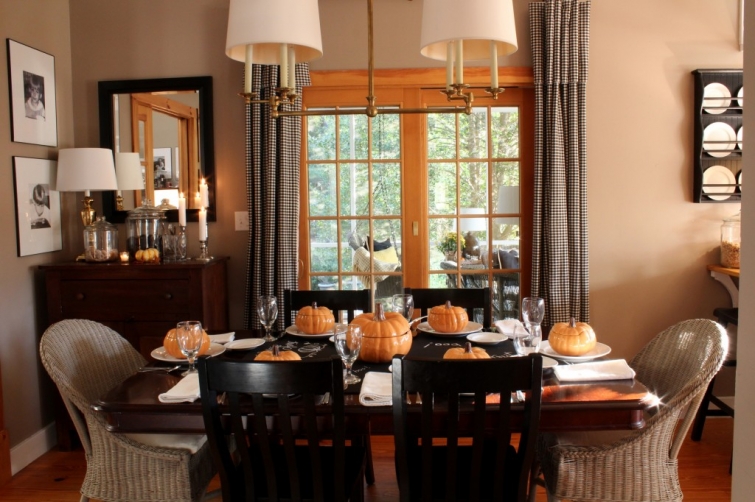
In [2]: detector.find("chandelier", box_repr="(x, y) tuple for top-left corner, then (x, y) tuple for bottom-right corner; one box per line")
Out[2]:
(225, 0), (518, 118)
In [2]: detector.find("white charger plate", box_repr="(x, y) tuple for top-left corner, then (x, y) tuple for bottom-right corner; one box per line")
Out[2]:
(285, 323), (348, 339)
(467, 332), (506, 345)
(151, 342), (226, 363)
(703, 122), (737, 158)
(702, 165), (736, 201)
(225, 338), (265, 351)
(417, 321), (483, 337)
(703, 83), (731, 114)
(737, 86), (744, 107)
(539, 341), (611, 363)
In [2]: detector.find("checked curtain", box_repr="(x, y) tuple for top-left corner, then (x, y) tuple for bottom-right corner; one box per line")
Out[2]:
(529, 0), (591, 327)
(243, 64), (310, 330)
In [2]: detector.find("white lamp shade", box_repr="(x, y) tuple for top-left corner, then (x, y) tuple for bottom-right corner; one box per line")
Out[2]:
(115, 152), (145, 191)
(420, 0), (518, 61)
(56, 148), (118, 192)
(460, 207), (487, 232)
(496, 186), (519, 214)
(226, 0), (323, 64)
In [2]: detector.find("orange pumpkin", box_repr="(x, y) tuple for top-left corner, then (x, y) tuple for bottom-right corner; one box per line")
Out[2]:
(254, 344), (301, 361)
(351, 303), (411, 363)
(548, 317), (597, 356)
(428, 301), (469, 333)
(443, 342), (490, 360)
(295, 302), (336, 334)
(163, 328), (211, 359)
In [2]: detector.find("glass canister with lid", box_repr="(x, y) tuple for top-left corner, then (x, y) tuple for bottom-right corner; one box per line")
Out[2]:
(83, 217), (119, 262)
(720, 210), (741, 269)
(126, 200), (166, 263)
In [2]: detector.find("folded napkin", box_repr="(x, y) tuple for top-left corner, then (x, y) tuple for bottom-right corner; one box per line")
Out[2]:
(359, 372), (393, 407)
(158, 373), (201, 403)
(208, 332), (235, 344)
(495, 319), (526, 338)
(553, 359), (636, 383)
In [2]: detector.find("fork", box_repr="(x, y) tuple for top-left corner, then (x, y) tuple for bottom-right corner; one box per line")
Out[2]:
(138, 365), (182, 373)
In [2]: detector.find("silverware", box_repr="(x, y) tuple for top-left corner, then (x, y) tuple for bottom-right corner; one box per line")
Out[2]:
(138, 365), (181, 373)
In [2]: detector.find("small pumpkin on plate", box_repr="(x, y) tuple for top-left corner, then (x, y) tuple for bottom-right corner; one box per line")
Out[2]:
(254, 345), (301, 361)
(443, 342), (490, 360)
(428, 301), (469, 333)
(351, 303), (411, 363)
(163, 328), (211, 359)
(295, 302), (335, 335)
(548, 317), (597, 356)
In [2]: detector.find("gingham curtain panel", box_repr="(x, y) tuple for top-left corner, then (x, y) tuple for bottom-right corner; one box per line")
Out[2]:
(529, 0), (591, 328)
(243, 63), (310, 330)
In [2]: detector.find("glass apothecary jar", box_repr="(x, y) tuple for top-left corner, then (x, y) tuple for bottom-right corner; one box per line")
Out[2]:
(126, 200), (166, 263)
(83, 217), (119, 262)
(720, 210), (741, 269)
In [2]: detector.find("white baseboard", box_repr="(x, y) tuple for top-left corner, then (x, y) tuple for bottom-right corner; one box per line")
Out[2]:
(10, 422), (57, 476)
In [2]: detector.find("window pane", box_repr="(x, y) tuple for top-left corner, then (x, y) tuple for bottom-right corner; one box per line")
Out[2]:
(339, 163), (369, 216)
(428, 162), (457, 215)
(340, 219), (370, 271)
(308, 164), (337, 216)
(309, 219), (338, 273)
(310, 276), (338, 291)
(492, 217), (520, 261)
(493, 272), (520, 320)
(430, 217), (459, 269)
(459, 162), (488, 211)
(373, 162), (401, 216)
(308, 115), (336, 160)
(372, 113), (400, 159)
(491, 107), (519, 158)
(339, 114), (368, 160)
(427, 113), (456, 159)
(459, 108), (488, 159)
(493, 162), (520, 214)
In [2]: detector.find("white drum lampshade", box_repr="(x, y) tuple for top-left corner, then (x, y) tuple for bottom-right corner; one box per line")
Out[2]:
(115, 152), (144, 211)
(56, 148), (118, 226)
(460, 207), (487, 233)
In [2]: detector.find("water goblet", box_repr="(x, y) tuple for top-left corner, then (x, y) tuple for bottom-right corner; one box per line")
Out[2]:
(521, 297), (545, 325)
(258, 295), (278, 342)
(176, 320), (204, 375)
(392, 294), (414, 322)
(512, 323), (541, 356)
(335, 325), (363, 386)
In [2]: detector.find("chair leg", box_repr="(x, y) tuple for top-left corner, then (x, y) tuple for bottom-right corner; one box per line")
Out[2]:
(691, 376), (716, 441)
(365, 434), (376, 485)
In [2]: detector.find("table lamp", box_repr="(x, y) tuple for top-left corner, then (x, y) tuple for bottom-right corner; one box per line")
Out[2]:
(460, 207), (486, 258)
(56, 148), (118, 226)
(115, 152), (144, 211)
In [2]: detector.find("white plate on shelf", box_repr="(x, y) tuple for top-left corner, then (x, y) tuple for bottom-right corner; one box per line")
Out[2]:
(703, 122), (737, 158)
(225, 338), (265, 351)
(467, 332), (506, 345)
(702, 165), (736, 201)
(539, 341), (612, 363)
(285, 323), (348, 339)
(737, 170), (743, 187)
(703, 82), (731, 114)
(737, 126), (743, 151)
(150, 342), (226, 363)
(417, 321), (483, 337)
(737, 86), (744, 107)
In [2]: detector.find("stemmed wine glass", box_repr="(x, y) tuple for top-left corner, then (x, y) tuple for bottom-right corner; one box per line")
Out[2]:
(392, 294), (414, 322)
(520, 297), (545, 352)
(175, 320), (204, 376)
(335, 325), (363, 386)
(258, 295), (278, 342)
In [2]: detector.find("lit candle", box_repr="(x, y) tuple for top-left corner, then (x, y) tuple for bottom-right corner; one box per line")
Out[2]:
(288, 46), (296, 89)
(490, 41), (499, 90)
(244, 44), (253, 94)
(120, 251), (130, 263)
(199, 179), (209, 208)
(455, 40), (463, 86)
(279, 43), (288, 89)
(446, 41), (454, 90)
(178, 193), (186, 226)
(198, 207), (208, 241)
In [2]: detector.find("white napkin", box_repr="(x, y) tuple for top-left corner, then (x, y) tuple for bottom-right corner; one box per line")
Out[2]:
(553, 359), (636, 383)
(209, 332), (235, 344)
(158, 373), (201, 403)
(359, 372), (393, 407)
(495, 319), (526, 338)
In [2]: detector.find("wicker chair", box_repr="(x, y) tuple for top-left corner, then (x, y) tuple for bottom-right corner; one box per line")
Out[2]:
(39, 319), (217, 502)
(531, 318), (727, 502)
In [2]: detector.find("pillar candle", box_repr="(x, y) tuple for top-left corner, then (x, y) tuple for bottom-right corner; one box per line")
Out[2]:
(490, 41), (499, 89)
(198, 207), (208, 241)
(178, 193), (186, 226)
(199, 179), (209, 208)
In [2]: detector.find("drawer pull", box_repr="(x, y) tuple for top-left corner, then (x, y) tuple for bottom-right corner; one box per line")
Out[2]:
(165, 293), (173, 300)
(75, 293), (85, 301)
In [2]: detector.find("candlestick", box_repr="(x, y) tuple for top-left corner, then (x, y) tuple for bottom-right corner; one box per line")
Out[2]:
(199, 180), (209, 208)
(178, 194), (186, 226)
(177, 225), (187, 261)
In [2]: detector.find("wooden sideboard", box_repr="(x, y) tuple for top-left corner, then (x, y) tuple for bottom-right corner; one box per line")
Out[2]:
(40, 257), (229, 449)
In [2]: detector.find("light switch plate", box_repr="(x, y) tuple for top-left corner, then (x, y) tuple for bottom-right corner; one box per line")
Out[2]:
(235, 211), (249, 231)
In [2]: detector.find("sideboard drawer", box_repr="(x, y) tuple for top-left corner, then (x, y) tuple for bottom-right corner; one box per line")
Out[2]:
(60, 279), (191, 317)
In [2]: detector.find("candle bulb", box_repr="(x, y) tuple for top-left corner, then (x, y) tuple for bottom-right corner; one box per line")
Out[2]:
(244, 44), (253, 94)
(198, 207), (208, 241)
(178, 193), (186, 226)
(446, 41), (454, 90)
(279, 43), (288, 89)
(199, 179), (209, 208)
(288, 46), (296, 89)
(455, 40), (463, 86)
(490, 41), (499, 90)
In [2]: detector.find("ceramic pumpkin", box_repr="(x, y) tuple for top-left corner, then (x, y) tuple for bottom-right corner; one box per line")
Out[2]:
(254, 345), (301, 361)
(548, 317), (597, 356)
(443, 342), (490, 360)
(428, 301), (469, 333)
(351, 303), (411, 363)
(295, 302), (336, 334)
(163, 328), (211, 359)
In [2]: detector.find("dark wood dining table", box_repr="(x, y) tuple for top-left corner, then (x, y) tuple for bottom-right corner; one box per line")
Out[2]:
(92, 329), (654, 434)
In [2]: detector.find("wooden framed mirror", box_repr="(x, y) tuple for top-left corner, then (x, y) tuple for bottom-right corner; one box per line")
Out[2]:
(99, 76), (215, 223)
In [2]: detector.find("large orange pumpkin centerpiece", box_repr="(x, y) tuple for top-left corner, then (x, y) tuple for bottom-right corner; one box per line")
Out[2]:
(295, 302), (336, 335)
(351, 303), (411, 363)
(548, 317), (597, 356)
(428, 301), (469, 333)
(163, 328), (211, 359)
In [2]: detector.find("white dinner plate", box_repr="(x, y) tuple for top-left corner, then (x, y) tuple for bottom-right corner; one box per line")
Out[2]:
(702, 165), (736, 201)
(737, 170), (743, 188)
(225, 338), (265, 351)
(703, 122), (737, 158)
(737, 86), (744, 107)
(737, 126), (743, 151)
(285, 323), (348, 339)
(539, 341), (612, 363)
(150, 342), (226, 363)
(417, 321), (483, 337)
(467, 332), (506, 345)
(703, 83), (731, 114)
(542, 356), (559, 369)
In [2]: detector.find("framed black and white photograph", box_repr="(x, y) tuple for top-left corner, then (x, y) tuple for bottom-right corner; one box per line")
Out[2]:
(153, 147), (172, 188)
(13, 157), (62, 256)
(7, 39), (58, 147)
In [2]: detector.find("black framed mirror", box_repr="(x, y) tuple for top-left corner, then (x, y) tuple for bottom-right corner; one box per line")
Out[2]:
(99, 76), (215, 223)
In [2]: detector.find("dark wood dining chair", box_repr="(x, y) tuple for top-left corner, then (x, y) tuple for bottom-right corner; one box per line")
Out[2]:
(197, 356), (367, 502)
(405, 287), (492, 329)
(283, 289), (371, 327)
(391, 353), (543, 502)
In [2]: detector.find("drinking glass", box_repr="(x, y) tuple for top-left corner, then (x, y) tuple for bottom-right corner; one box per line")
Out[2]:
(392, 294), (414, 322)
(521, 297), (545, 325)
(512, 323), (541, 356)
(176, 320), (204, 375)
(258, 295), (278, 342)
(335, 325), (363, 386)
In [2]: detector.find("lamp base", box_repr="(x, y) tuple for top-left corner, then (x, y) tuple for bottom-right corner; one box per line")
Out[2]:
(80, 195), (95, 226)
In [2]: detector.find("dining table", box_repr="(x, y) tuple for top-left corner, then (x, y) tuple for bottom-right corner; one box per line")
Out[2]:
(92, 328), (654, 435)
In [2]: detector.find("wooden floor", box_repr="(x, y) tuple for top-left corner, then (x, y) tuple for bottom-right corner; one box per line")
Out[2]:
(0, 418), (733, 501)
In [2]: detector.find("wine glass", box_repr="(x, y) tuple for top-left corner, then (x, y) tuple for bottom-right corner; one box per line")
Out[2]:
(335, 325), (363, 386)
(176, 320), (204, 375)
(392, 294), (414, 322)
(258, 295), (278, 342)
(521, 297), (545, 325)
(512, 323), (541, 356)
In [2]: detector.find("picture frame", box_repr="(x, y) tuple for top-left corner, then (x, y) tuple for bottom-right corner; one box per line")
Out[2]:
(153, 147), (172, 188)
(13, 157), (62, 256)
(6, 39), (58, 147)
